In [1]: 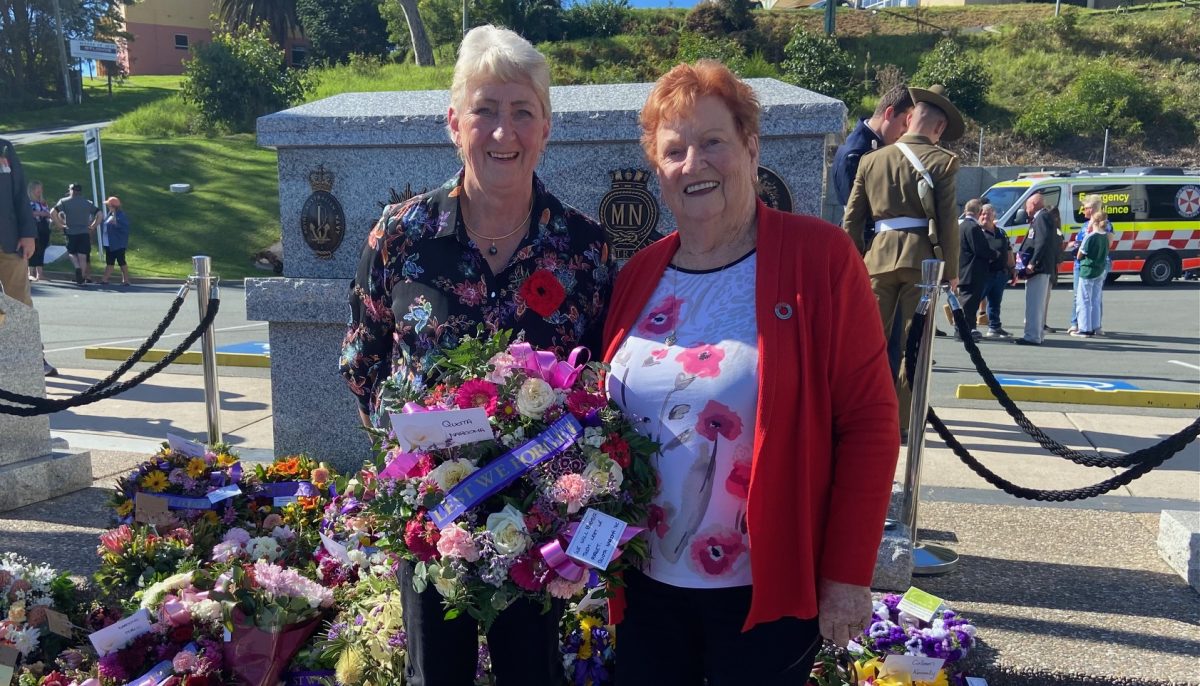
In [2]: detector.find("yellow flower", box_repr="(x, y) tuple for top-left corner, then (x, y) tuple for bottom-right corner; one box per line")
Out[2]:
(203, 511), (220, 524)
(917, 671), (950, 686)
(216, 452), (238, 467)
(186, 458), (208, 479)
(577, 616), (604, 660)
(115, 500), (134, 517)
(335, 647), (365, 684)
(141, 470), (169, 493)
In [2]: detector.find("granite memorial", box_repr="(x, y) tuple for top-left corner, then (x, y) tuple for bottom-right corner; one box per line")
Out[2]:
(0, 293), (93, 511)
(247, 78), (845, 469)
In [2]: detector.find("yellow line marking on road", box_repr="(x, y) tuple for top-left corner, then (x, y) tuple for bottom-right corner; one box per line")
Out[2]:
(85, 347), (270, 369)
(956, 384), (1200, 409)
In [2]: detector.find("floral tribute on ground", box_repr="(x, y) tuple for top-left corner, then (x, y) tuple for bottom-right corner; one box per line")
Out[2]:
(364, 330), (659, 630)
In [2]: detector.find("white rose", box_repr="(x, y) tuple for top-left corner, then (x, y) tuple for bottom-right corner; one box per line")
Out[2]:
(485, 504), (531, 556)
(516, 378), (556, 419)
(246, 536), (282, 562)
(583, 460), (623, 492)
(347, 549), (369, 569)
(427, 458), (478, 492)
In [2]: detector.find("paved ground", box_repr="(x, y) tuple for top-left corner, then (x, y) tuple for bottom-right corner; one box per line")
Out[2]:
(3, 272), (1198, 685)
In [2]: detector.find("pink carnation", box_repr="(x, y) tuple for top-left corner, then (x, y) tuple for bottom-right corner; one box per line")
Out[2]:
(566, 390), (606, 420)
(455, 379), (499, 415)
(435, 524), (481, 562)
(547, 575), (587, 600)
(173, 650), (198, 673)
(553, 473), (589, 514)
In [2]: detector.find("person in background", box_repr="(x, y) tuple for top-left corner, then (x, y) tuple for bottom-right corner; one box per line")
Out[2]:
(1067, 194), (1113, 335)
(605, 60), (899, 685)
(1014, 193), (1061, 346)
(1071, 208), (1110, 338)
(955, 198), (989, 341)
(51, 183), (101, 286)
(340, 25), (613, 686)
(0, 138), (36, 305)
(27, 181), (52, 282)
(978, 203), (1014, 338)
(831, 84), (918, 375)
(101, 196), (131, 286)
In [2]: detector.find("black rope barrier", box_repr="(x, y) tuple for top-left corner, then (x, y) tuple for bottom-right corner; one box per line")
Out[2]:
(0, 297), (220, 417)
(0, 285), (190, 407)
(904, 305), (1200, 501)
(942, 301), (1200, 468)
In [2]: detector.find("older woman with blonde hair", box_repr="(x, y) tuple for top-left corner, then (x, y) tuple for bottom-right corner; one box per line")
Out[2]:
(341, 25), (613, 686)
(603, 60), (900, 684)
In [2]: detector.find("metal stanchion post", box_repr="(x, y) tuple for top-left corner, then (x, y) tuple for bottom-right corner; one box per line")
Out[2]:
(192, 256), (222, 445)
(900, 258), (959, 575)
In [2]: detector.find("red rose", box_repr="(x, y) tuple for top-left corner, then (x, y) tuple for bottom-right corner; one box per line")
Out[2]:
(183, 676), (211, 686)
(404, 515), (441, 562)
(520, 270), (566, 318)
(170, 623), (195, 643)
(601, 433), (632, 469)
(42, 672), (70, 686)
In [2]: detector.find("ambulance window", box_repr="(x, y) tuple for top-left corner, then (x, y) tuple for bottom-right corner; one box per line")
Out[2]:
(1145, 184), (1191, 220)
(1070, 184), (1134, 223)
(1003, 187), (1060, 227)
(982, 187), (1025, 219)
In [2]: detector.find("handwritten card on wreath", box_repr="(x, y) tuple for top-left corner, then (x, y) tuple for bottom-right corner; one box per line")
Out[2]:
(566, 508), (627, 570)
(389, 408), (492, 451)
(89, 608), (152, 656)
(167, 433), (206, 458)
(882, 654), (945, 682)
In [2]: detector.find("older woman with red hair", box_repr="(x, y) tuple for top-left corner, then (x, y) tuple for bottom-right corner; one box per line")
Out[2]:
(603, 60), (900, 684)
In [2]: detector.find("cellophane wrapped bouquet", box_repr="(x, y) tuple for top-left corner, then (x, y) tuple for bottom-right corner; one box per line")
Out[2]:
(365, 331), (659, 630)
(811, 594), (978, 686)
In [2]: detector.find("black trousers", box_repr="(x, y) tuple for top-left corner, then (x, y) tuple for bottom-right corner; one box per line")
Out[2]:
(958, 284), (987, 332)
(398, 561), (564, 686)
(616, 570), (822, 686)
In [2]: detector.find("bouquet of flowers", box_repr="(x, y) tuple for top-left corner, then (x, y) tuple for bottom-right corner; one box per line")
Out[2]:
(250, 455), (333, 508)
(93, 525), (194, 600)
(560, 596), (615, 686)
(365, 331), (658, 630)
(811, 594), (978, 686)
(214, 561), (334, 686)
(110, 443), (246, 526)
(318, 575), (407, 686)
(0, 554), (78, 669)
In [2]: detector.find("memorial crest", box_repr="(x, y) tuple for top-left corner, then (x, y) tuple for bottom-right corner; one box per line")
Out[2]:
(599, 169), (660, 260)
(300, 165), (346, 259)
(757, 165), (793, 213)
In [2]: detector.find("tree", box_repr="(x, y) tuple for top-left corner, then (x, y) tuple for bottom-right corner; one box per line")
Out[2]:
(393, 0), (435, 66)
(781, 27), (862, 108)
(295, 0), (389, 63)
(216, 0), (302, 45)
(911, 38), (991, 117)
(181, 22), (311, 133)
(0, 0), (132, 105)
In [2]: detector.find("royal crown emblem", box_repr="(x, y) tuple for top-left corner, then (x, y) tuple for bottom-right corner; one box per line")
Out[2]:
(599, 168), (660, 261)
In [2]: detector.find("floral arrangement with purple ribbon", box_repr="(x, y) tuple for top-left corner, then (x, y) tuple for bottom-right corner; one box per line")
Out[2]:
(364, 330), (659, 631)
(109, 443), (248, 525)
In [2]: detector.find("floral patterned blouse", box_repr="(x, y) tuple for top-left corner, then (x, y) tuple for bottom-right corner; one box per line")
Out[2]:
(340, 171), (615, 425)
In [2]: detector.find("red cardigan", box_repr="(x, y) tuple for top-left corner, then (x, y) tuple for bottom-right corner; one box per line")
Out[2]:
(602, 201), (900, 631)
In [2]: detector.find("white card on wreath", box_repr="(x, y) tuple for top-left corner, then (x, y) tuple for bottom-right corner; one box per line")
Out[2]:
(882, 654), (945, 682)
(389, 408), (492, 451)
(566, 508), (627, 570)
(89, 608), (152, 656)
(167, 433), (206, 458)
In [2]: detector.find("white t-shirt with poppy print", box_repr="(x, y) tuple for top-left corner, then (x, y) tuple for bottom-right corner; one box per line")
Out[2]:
(607, 251), (758, 589)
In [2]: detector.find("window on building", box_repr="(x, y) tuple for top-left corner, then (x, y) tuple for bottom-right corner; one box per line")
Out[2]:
(174, 34), (189, 50)
(291, 46), (307, 67)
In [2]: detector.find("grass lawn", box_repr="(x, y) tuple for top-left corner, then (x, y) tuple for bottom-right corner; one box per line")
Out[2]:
(17, 134), (279, 281)
(0, 75), (182, 133)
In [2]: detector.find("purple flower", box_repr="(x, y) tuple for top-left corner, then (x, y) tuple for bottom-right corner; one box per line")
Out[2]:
(97, 652), (130, 681)
(388, 631), (407, 649)
(326, 622), (347, 641)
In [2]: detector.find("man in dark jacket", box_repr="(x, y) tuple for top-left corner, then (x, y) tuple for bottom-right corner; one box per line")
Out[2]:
(0, 137), (36, 306)
(955, 198), (991, 340)
(1015, 192), (1062, 345)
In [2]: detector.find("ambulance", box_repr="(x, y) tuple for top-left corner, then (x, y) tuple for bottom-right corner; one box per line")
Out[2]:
(981, 168), (1200, 285)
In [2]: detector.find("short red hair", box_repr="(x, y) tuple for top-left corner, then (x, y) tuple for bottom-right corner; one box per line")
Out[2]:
(639, 60), (761, 162)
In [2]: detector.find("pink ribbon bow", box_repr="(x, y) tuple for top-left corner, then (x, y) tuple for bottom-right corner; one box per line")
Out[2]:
(510, 342), (590, 390)
(539, 522), (646, 582)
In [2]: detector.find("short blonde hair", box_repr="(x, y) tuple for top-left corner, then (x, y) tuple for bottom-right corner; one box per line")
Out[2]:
(1082, 193), (1104, 214)
(450, 25), (551, 130)
(639, 60), (760, 162)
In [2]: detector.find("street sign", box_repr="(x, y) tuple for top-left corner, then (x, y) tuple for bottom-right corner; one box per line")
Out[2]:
(69, 39), (119, 62)
(994, 375), (1139, 391)
(83, 128), (100, 163)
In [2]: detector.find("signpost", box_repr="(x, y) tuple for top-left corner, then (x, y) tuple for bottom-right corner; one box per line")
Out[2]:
(69, 39), (119, 62)
(83, 128), (108, 252)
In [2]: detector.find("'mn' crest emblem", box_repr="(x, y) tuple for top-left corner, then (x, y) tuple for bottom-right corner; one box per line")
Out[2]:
(300, 164), (347, 259)
(599, 169), (660, 260)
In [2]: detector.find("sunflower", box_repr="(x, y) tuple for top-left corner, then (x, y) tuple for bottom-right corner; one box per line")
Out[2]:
(216, 452), (238, 468)
(141, 470), (169, 493)
(186, 458), (208, 479)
